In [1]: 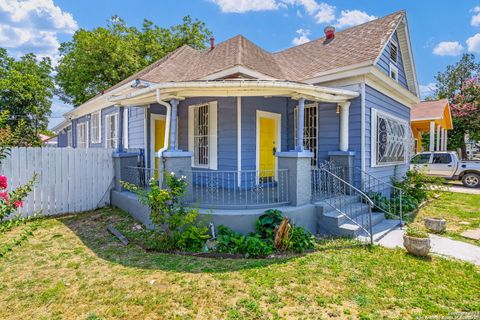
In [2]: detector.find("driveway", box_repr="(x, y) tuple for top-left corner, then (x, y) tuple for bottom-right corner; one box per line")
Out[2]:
(446, 183), (480, 195)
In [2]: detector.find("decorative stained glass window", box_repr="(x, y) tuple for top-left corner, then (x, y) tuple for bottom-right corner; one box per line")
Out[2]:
(372, 109), (409, 166)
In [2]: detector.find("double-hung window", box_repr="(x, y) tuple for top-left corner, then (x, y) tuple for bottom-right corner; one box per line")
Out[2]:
(294, 103), (318, 167)
(90, 111), (101, 143)
(105, 113), (118, 149)
(66, 125), (72, 147)
(188, 101), (217, 169)
(77, 122), (88, 149)
(371, 109), (409, 166)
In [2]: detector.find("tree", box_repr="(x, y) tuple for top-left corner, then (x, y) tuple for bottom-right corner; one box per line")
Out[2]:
(55, 16), (212, 106)
(434, 54), (480, 154)
(0, 49), (53, 146)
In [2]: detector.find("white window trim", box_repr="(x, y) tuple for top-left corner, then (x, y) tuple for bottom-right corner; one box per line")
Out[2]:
(76, 122), (89, 149)
(90, 111), (101, 144)
(371, 108), (408, 167)
(66, 125), (72, 147)
(389, 62), (399, 82)
(255, 110), (281, 175)
(188, 101), (218, 170)
(105, 113), (118, 149)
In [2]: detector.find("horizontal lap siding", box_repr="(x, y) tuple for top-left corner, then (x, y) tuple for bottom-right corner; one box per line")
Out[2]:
(127, 106), (145, 149)
(318, 103), (339, 163)
(376, 32), (408, 89)
(241, 97), (289, 170)
(57, 131), (68, 147)
(365, 85), (411, 181)
(349, 96), (362, 169)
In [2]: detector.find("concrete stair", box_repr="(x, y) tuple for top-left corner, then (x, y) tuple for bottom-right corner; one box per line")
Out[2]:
(315, 195), (400, 240)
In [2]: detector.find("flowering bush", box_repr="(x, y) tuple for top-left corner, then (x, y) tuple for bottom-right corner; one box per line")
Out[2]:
(121, 171), (209, 252)
(0, 174), (36, 221)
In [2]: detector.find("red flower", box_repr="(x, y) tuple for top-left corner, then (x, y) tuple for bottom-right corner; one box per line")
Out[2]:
(14, 200), (23, 208)
(0, 175), (7, 190)
(0, 192), (8, 202)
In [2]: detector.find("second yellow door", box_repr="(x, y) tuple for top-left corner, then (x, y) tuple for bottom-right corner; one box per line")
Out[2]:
(154, 118), (166, 171)
(259, 117), (276, 178)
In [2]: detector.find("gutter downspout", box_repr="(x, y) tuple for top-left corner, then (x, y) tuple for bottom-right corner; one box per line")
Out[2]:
(155, 88), (172, 185)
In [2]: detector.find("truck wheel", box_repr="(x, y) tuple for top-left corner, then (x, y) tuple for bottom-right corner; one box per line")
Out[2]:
(462, 173), (480, 188)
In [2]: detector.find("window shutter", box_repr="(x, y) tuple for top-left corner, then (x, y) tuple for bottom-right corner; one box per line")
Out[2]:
(209, 101), (218, 170)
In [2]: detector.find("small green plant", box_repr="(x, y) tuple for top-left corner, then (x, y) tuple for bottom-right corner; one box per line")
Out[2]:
(255, 209), (283, 240)
(287, 226), (315, 253)
(216, 225), (273, 257)
(405, 227), (429, 239)
(121, 171), (209, 252)
(392, 169), (446, 204)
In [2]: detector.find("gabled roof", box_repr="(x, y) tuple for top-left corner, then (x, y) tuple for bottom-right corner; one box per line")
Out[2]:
(273, 11), (404, 81)
(411, 99), (453, 129)
(73, 10), (418, 114)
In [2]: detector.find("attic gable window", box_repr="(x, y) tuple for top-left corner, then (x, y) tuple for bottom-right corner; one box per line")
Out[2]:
(389, 63), (398, 82)
(390, 41), (398, 63)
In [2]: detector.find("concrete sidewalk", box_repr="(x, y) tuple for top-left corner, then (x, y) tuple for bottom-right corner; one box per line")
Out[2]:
(377, 227), (480, 266)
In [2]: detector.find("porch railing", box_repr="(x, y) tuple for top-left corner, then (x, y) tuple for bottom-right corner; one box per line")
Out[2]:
(312, 162), (374, 243)
(353, 167), (403, 222)
(183, 169), (290, 209)
(122, 166), (159, 189)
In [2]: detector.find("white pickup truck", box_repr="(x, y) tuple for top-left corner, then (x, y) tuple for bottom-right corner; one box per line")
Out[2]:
(411, 151), (480, 188)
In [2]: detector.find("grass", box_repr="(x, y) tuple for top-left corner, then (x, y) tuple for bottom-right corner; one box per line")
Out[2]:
(410, 191), (480, 246)
(0, 208), (479, 319)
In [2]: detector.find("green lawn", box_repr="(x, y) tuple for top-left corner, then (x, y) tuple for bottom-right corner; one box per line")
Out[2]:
(409, 192), (480, 246)
(0, 208), (479, 320)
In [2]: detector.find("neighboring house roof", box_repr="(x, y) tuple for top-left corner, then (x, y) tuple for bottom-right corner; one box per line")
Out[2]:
(411, 99), (453, 130)
(50, 119), (71, 134)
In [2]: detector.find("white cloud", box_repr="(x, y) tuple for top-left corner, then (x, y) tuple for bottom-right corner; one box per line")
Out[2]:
(209, 0), (279, 13)
(432, 41), (464, 56)
(292, 28), (311, 45)
(467, 33), (480, 53)
(334, 10), (376, 29)
(0, 0), (78, 58)
(314, 3), (335, 24)
(471, 6), (480, 27)
(419, 83), (437, 100)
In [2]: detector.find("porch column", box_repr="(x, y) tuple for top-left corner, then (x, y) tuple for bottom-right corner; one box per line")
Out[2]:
(339, 101), (351, 152)
(429, 121), (435, 152)
(440, 128), (445, 151)
(295, 98), (305, 152)
(117, 106), (124, 152)
(444, 130), (448, 150)
(436, 124), (441, 151)
(169, 99), (179, 151)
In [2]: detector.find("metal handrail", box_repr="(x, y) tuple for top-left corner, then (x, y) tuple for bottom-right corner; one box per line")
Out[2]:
(316, 167), (374, 243)
(354, 167), (403, 223)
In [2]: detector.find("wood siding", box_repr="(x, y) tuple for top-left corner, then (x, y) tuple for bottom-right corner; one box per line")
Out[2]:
(376, 32), (408, 89)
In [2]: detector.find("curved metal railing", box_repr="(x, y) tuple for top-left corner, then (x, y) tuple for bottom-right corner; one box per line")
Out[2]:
(353, 167), (404, 223)
(313, 163), (375, 243)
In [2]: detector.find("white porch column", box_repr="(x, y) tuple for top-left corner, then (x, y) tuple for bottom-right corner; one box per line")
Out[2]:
(440, 128), (446, 151)
(436, 124), (441, 151)
(429, 121), (435, 152)
(295, 98), (305, 152)
(169, 99), (179, 151)
(444, 130), (448, 150)
(339, 101), (351, 152)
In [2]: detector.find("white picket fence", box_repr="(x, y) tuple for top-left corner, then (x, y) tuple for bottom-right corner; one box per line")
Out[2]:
(0, 147), (115, 216)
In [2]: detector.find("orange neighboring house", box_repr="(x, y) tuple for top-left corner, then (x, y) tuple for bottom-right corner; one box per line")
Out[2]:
(411, 99), (453, 153)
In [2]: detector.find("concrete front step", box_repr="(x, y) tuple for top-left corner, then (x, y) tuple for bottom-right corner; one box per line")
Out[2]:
(314, 195), (361, 208)
(337, 212), (386, 237)
(357, 219), (402, 242)
(321, 202), (371, 226)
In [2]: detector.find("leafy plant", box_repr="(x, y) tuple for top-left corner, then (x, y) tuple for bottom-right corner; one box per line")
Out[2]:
(121, 171), (209, 252)
(255, 209), (283, 240)
(392, 169), (446, 204)
(216, 225), (273, 257)
(0, 174), (37, 221)
(287, 226), (316, 253)
(405, 227), (429, 239)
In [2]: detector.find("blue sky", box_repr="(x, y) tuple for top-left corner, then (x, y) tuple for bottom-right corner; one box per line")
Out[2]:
(1, 0), (480, 128)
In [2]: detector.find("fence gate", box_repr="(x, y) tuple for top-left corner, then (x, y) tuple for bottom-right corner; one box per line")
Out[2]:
(0, 147), (114, 216)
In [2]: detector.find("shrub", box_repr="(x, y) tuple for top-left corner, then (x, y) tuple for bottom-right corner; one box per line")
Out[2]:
(255, 209), (283, 240)
(392, 169), (445, 204)
(405, 227), (429, 239)
(216, 225), (273, 257)
(0, 174), (36, 221)
(369, 191), (419, 218)
(121, 171), (210, 252)
(287, 226), (316, 253)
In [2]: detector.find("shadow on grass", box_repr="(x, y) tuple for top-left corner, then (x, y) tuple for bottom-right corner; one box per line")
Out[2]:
(58, 208), (303, 274)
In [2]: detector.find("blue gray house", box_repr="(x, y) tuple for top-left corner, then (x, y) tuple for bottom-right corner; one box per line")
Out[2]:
(53, 11), (419, 239)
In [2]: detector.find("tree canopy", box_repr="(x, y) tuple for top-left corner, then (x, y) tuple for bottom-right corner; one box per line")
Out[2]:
(0, 48), (53, 146)
(433, 54), (480, 154)
(55, 15), (212, 106)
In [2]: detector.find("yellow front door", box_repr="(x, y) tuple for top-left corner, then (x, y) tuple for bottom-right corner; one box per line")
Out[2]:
(259, 117), (276, 178)
(154, 118), (166, 171)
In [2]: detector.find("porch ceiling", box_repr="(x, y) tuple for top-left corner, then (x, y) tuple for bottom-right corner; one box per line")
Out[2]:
(109, 80), (360, 105)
